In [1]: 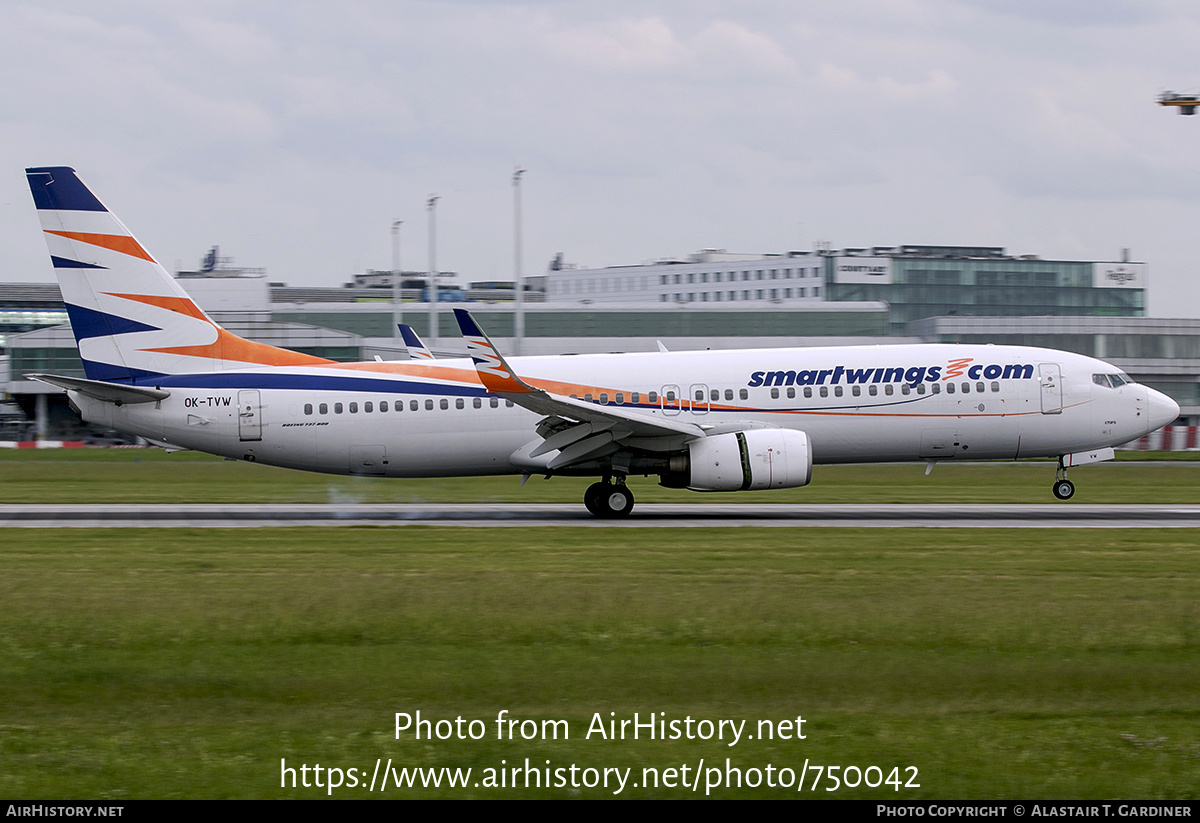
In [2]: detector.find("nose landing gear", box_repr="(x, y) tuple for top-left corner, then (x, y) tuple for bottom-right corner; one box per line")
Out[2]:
(1052, 459), (1075, 500)
(584, 476), (635, 518)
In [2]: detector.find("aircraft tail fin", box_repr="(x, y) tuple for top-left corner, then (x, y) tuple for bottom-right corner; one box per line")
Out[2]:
(25, 166), (331, 383)
(398, 324), (436, 360)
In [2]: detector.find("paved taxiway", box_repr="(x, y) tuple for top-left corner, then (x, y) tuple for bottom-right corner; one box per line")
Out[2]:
(0, 503), (1197, 527)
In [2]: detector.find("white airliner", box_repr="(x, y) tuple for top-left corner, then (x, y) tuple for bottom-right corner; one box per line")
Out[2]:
(24, 167), (1180, 516)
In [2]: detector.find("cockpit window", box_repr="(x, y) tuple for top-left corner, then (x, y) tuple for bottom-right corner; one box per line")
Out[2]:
(1093, 373), (1134, 389)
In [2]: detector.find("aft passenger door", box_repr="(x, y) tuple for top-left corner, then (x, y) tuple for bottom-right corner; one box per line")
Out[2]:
(238, 390), (263, 441)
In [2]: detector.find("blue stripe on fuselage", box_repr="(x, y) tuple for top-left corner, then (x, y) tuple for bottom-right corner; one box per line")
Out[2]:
(81, 359), (169, 383)
(145, 371), (489, 397)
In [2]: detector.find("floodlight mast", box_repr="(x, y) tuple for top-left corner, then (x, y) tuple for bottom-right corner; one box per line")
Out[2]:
(391, 219), (402, 345)
(513, 166), (525, 356)
(427, 194), (439, 347)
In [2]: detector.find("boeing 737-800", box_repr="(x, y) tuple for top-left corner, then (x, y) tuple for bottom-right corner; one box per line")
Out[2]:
(23, 167), (1180, 516)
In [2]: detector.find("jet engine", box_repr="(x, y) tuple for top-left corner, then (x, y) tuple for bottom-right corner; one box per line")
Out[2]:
(663, 428), (812, 491)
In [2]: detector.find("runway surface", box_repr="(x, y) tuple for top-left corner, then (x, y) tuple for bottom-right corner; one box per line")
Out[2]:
(1, 503), (1198, 527)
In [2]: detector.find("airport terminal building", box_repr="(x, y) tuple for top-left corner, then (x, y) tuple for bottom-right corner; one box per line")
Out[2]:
(536, 245), (1147, 335)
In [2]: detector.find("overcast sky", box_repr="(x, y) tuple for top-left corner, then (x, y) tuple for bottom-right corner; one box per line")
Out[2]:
(3, 0), (1200, 317)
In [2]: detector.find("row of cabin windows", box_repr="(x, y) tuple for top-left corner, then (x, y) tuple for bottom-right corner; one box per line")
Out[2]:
(303, 397), (516, 415)
(768, 381), (1001, 400)
(571, 389), (754, 405)
(568, 381), (1001, 407)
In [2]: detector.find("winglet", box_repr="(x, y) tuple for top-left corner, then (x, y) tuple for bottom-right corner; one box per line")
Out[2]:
(452, 308), (535, 394)
(398, 324), (436, 360)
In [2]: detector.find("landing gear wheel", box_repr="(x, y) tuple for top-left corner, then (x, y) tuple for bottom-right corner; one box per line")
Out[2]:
(602, 486), (634, 518)
(584, 482), (605, 515)
(582, 482), (635, 518)
(1052, 479), (1075, 500)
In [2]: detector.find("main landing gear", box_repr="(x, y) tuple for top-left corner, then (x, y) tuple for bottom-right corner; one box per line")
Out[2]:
(584, 477), (635, 518)
(1052, 459), (1075, 500)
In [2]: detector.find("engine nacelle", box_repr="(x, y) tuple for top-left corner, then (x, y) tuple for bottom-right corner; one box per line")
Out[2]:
(684, 429), (812, 491)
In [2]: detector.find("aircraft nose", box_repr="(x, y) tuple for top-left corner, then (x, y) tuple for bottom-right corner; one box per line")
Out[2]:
(1146, 388), (1180, 434)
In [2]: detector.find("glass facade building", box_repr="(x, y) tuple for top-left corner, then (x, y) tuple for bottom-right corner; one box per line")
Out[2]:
(825, 246), (1145, 335)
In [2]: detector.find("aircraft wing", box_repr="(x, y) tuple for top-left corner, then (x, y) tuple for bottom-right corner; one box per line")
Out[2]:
(452, 309), (703, 470)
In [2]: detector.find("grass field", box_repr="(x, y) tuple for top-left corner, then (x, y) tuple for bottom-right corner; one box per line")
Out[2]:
(0, 452), (1198, 798)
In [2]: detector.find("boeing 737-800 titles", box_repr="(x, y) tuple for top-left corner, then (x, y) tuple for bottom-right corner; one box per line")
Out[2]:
(23, 167), (1180, 516)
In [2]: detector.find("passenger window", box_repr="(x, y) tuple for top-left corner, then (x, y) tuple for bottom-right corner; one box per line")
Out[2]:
(931, 384), (940, 394)
(506, 400), (513, 408)
(304, 403), (313, 415)
(440, 399), (449, 410)
(411, 400), (419, 411)
(770, 388), (779, 399)
(334, 402), (343, 414)
(364, 401), (373, 413)
(852, 386), (860, 397)
(319, 403), (328, 414)
(709, 389), (719, 401)
(991, 382), (999, 392)
(631, 392), (640, 404)
(584, 393), (594, 402)
(884, 385), (894, 396)
(901, 385), (910, 395)
(976, 382), (985, 393)
(490, 398), (499, 408)
(834, 386), (843, 397)
(455, 398), (464, 409)
(916, 384), (925, 395)
(666, 391), (676, 401)
(381, 401), (389, 412)
(739, 389), (748, 400)
(724, 389), (734, 401)
(349, 402), (358, 413)
(961, 383), (970, 394)
(947, 383), (955, 394)
(600, 393), (609, 404)
(617, 393), (625, 404)
(424, 400), (433, 410)
(804, 387), (813, 398)
(787, 387), (795, 399)
(869, 385), (877, 396)
(473, 398), (482, 409)
(820, 386), (828, 398)
(649, 392), (658, 403)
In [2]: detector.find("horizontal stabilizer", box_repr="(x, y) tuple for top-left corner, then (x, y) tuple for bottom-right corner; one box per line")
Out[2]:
(26, 373), (169, 405)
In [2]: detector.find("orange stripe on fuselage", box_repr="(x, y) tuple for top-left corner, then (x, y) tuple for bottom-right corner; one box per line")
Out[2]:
(327, 360), (619, 396)
(45, 231), (155, 262)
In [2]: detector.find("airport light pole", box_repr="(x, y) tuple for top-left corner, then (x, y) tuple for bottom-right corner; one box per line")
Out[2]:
(391, 219), (402, 348)
(513, 166), (525, 356)
(427, 194), (439, 348)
